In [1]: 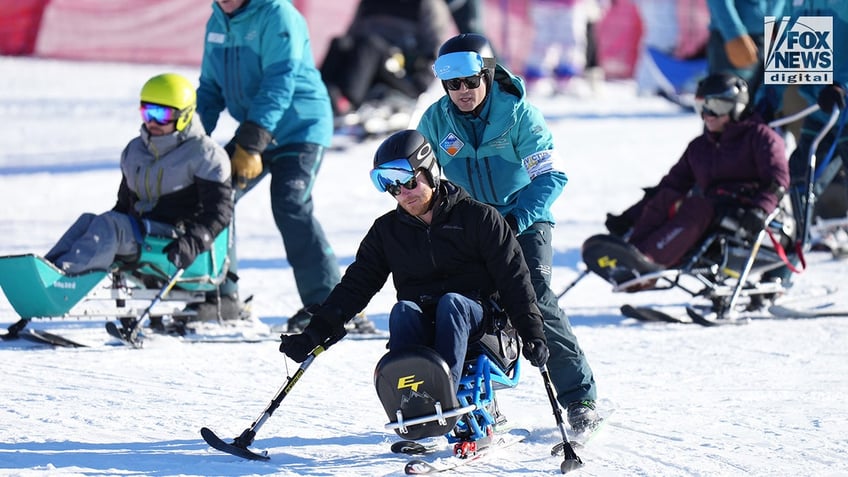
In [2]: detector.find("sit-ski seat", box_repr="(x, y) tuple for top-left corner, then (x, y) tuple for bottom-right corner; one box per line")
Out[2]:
(118, 226), (231, 292)
(375, 317), (522, 443)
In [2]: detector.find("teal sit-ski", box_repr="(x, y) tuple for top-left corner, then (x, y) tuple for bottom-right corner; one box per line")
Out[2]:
(0, 227), (231, 344)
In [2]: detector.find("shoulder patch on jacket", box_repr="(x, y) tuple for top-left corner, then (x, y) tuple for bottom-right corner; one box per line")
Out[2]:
(440, 133), (464, 157)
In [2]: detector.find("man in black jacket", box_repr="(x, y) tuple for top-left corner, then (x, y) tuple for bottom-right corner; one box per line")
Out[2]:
(279, 130), (549, 389)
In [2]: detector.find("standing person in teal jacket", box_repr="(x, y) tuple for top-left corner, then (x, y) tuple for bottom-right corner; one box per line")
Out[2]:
(416, 33), (600, 435)
(196, 0), (345, 330)
(706, 0), (786, 99)
(757, 1), (848, 257)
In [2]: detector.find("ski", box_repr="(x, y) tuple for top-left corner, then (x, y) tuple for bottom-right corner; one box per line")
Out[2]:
(620, 304), (689, 323)
(105, 320), (143, 348)
(200, 426), (269, 461)
(20, 329), (87, 348)
(391, 438), (445, 455)
(685, 306), (753, 327)
(767, 304), (848, 318)
(403, 428), (529, 475)
(0, 319), (30, 340)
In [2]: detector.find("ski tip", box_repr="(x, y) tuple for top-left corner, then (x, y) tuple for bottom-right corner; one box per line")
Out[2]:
(22, 329), (88, 348)
(560, 457), (584, 474)
(404, 459), (437, 475)
(200, 426), (270, 461)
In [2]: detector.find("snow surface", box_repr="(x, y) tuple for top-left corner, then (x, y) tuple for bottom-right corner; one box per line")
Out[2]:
(1, 56), (847, 477)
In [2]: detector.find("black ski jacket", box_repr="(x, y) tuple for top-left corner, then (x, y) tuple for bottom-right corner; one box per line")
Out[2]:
(319, 180), (545, 345)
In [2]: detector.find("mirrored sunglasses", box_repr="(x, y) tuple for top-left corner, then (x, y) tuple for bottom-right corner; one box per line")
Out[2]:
(370, 158), (415, 194)
(442, 73), (483, 91)
(694, 97), (735, 117)
(140, 103), (178, 125)
(386, 175), (419, 197)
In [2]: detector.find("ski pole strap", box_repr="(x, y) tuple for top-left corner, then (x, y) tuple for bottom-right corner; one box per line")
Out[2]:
(765, 228), (804, 274)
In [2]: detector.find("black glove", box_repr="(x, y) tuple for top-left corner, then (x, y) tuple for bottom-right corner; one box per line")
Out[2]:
(817, 83), (846, 114)
(234, 120), (274, 155)
(605, 212), (633, 237)
(522, 338), (549, 368)
(163, 223), (212, 268)
(279, 312), (347, 362)
(738, 207), (767, 237)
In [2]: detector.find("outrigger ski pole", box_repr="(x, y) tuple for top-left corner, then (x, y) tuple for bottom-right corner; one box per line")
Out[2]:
(799, 106), (842, 252)
(106, 268), (185, 347)
(1, 318), (30, 340)
(200, 345), (327, 460)
(540, 366), (583, 473)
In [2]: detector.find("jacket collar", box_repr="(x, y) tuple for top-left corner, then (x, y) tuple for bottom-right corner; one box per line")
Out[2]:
(140, 116), (202, 158)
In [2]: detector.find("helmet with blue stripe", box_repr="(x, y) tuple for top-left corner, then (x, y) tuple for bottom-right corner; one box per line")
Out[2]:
(433, 33), (496, 92)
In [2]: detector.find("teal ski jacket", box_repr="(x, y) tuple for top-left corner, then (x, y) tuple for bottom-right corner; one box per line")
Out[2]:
(757, 1), (848, 124)
(417, 65), (568, 234)
(197, 0), (333, 148)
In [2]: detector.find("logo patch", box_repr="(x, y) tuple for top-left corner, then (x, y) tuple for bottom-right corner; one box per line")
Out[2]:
(398, 375), (424, 392)
(764, 16), (833, 85)
(207, 32), (225, 44)
(440, 133), (464, 157)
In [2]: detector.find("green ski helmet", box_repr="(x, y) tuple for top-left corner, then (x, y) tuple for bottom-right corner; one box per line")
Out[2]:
(139, 73), (196, 131)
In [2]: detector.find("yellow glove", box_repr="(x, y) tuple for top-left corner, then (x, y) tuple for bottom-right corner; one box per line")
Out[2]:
(231, 144), (263, 189)
(724, 35), (758, 69)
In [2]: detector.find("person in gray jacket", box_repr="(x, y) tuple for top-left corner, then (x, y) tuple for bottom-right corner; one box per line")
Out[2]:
(46, 73), (233, 277)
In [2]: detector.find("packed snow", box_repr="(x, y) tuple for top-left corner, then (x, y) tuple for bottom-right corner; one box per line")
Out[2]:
(1, 56), (847, 476)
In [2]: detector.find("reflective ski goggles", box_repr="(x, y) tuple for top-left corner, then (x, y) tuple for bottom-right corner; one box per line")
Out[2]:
(370, 159), (418, 195)
(140, 102), (179, 125)
(442, 73), (484, 91)
(371, 158), (417, 195)
(694, 97), (735, 117)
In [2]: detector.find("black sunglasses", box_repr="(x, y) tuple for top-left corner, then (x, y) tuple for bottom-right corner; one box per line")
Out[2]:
(442, 73), (484, 91)
(386, 172), (420, 196)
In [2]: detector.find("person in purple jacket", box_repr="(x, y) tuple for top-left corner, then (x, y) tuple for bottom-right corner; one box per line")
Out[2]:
(605, 72), (788, 268)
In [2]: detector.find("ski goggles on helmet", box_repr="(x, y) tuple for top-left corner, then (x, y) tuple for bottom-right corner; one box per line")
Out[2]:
(442, 73), (484, 91)
(433, 51), (484, 80)
(140, 102), (179, 125)
(370, 159), (419, 196)
(694, 97), (735, 117)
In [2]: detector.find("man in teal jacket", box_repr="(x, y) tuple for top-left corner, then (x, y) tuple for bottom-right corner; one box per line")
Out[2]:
(706, 0), (786, 99)
(416, 33), (599, 434)
(757, 1), (848, 260)
(196, 0), (342, 328)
